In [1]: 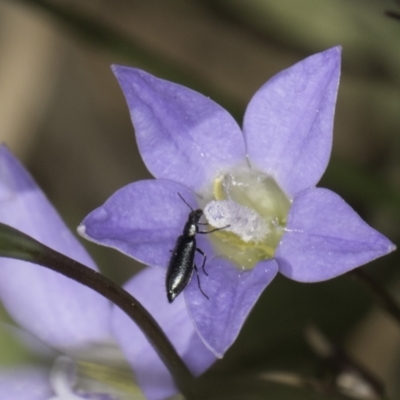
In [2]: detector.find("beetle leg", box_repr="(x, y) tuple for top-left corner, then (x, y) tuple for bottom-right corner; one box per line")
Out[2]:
(198, 225), (230, 234)
(195, 247), (208, 276)
(193, 264), (209, 300)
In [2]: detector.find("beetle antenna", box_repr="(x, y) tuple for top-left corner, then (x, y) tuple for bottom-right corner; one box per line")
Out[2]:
(177, 193), (194, 211)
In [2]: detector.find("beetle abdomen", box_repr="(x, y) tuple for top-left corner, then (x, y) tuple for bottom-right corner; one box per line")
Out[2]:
(166, 236), (196, 302)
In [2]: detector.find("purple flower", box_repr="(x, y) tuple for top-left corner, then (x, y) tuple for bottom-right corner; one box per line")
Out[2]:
(79, 47), (395, 359)
(0, 146), (214, 400)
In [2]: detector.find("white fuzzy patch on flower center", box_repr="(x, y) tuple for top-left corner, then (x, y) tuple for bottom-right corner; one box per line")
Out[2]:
(202, 168), (291, 270)
(204, 200), (270, 243)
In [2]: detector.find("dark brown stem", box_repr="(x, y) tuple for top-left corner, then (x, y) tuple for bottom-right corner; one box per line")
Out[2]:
(385, 10), (400, 21)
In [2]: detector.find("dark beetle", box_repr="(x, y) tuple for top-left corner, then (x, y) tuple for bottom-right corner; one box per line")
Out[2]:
(166, 194), (226, 303)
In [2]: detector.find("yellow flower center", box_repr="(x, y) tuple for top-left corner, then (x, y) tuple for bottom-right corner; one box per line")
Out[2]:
(49, 352), (144, 400)
(203, 169), (291, 270)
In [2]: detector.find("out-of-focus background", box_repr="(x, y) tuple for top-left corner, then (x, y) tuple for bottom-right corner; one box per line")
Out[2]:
(1, 0), (400, 399)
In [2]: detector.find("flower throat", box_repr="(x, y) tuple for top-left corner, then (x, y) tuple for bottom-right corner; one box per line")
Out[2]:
(203, 169), (291, 270)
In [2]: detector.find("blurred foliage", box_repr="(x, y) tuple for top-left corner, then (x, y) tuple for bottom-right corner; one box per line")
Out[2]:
(0, 305), (31, 366)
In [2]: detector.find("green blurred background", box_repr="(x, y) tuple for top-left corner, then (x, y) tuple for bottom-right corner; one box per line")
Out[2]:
(1, 0), (400, 399)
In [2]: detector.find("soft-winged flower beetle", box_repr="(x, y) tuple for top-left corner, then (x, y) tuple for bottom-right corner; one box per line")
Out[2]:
(166, 194), (228, 303)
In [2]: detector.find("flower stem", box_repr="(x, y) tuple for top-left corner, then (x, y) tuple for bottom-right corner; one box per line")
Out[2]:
(0, 223), (196, 398)
(351, 268), (400, 326)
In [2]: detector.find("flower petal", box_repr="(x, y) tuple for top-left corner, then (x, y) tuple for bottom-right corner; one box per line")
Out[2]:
(112, 66), (246, 192)
(185, 258), (278, 357)
(79, 179), (214, 269)
(0, 146), (111, 350)
(112, 267), (215, 400)
(243, 47), (341, 198)
(0, 366), (53, 400)
(275, 188), (396, 282)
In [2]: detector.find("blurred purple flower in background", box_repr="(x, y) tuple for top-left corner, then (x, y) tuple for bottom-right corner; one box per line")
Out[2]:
(80, 47), (395, 358)
(0, 146), (214, 400)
